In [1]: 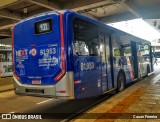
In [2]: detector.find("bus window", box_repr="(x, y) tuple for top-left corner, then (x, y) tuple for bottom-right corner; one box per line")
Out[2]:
(112, 34), (132, 66)
(138, 44), (150, 63)
(124, 46), (132, 56)
(73, 41), (89, 56)
(73, 18), (99, 56)
(98, 33), (106, 61)
(105, 37), (110, 64)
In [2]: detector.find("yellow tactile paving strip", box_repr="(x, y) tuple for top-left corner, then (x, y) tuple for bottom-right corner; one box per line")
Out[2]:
(73, 75), (160, 122)
(94, 87), (145, 122)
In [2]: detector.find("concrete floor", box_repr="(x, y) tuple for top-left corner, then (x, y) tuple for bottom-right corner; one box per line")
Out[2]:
(0, 77), (13, 92)
(73, 70), (160, 122)
(153, 62), (160, 71)
(0, 70), (160, 122)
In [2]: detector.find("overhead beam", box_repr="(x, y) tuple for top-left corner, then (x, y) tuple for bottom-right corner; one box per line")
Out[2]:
(138, 4), (160, 19)
(100, 1), (160, 23)
(0, 0), (23, 9)
(122, 0), (141, 18)
(82, 13), (98, 20)
(99, 0), (142, 23)
(0, 31), (11, 37)
(0, 9), (22, 20)
(122, 3), (141, 18)
(27, 0), (60, 10)
(63, 0), (118, 12)
(25, 8), (50, 17)
(99, 12), (137, 23)
(0, 24), (15, 30)
(0, 19), (17, 30)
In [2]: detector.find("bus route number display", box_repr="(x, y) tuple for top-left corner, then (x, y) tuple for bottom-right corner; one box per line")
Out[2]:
(35, 19), (52, 34)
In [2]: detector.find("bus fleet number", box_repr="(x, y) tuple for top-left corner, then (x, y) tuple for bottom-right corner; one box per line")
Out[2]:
(81, 62), (94, 71)
(40, 48), (56, 55)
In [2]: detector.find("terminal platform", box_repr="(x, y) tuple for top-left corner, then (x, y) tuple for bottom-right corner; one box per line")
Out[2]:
(73, 70), (160, 122)
(0, 77), (13, 92)
(0, 67), (160, 122)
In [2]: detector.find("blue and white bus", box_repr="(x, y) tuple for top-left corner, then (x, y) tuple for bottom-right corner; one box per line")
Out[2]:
(12, 10), (153, 99)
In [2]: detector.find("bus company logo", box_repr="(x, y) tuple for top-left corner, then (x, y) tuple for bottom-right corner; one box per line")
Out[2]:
(16, 49), (28, 57)
(30, 48), (37, 56)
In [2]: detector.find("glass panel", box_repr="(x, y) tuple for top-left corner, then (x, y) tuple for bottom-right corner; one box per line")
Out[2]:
(73, 18), (99, 56)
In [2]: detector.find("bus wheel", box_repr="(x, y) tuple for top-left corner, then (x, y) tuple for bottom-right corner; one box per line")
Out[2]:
(117, 72), (125, 92)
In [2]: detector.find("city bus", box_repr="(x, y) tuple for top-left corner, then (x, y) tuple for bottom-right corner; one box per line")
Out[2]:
(12, 10), (153, 99)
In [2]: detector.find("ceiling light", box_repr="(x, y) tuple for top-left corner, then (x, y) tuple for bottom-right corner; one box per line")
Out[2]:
(23, 8), (27, 14)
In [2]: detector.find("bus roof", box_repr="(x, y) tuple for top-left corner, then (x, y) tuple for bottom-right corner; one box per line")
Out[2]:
(15, 10), (150, 45)
(69, 10), (150, 44)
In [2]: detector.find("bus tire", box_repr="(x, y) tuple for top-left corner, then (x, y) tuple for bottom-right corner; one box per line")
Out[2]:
(117, 72), (125, 92)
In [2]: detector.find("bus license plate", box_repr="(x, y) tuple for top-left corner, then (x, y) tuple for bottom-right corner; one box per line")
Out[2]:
(32, 80), (41, 84)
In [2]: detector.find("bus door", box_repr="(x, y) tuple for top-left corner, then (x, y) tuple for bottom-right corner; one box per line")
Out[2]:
(73, 43), (101, 98)
(137, 44), (151, 77)
(131, 41), (139, 79)
(123, 45), (135, 82)
(99, 34), (113, 93)
(73, 18), (102, 98)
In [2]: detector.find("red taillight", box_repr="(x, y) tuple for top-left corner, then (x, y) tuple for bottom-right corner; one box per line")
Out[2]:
(74, 81), (79, 84)
(82, 88), (85, 91)
(54, 70), (65, 81)
(74, 80), (81, 84)
(54, 12), (66, 81)
(59, 90), (66, 93)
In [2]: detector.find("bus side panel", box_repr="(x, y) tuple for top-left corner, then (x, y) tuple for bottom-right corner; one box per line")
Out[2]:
(74, 56), (101, 99)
